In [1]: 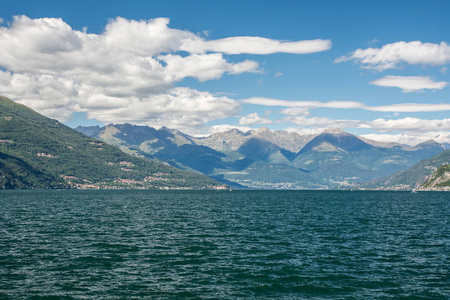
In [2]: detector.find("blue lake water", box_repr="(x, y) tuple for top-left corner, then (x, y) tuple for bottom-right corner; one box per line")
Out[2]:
(0, 190), (449, 299)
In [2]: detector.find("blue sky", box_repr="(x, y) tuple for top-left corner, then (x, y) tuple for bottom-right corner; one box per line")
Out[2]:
(1, 0), (449, 145)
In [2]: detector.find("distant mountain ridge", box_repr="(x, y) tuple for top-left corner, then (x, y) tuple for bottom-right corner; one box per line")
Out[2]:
(363, 150), (450, 190)
(193, 127), (315, 153)
(0, 96), (225, 189)
(76, 124), (448, 189)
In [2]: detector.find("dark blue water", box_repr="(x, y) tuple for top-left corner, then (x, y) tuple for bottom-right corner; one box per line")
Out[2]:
(0, 190), (449, 299)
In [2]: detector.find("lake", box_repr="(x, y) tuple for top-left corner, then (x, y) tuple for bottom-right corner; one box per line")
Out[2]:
(0, 190), (449, 299)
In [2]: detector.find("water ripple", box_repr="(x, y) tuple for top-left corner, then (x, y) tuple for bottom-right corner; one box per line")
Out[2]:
(0, 190), (449, 299)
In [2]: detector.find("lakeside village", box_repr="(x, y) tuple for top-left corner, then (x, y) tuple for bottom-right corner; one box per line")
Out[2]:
(60, 163), (228, 190)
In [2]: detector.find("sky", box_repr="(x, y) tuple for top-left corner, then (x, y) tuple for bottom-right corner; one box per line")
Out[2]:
(0, 0), (449, 145)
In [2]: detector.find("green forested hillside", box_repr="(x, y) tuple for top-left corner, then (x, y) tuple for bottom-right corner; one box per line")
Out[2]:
(0, 96), (224, 189)
(0, 151), (67, 189)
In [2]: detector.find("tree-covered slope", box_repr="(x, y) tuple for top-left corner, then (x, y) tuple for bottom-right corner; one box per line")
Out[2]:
(0, 96), (224, 189)
(0, 150), (67, 189)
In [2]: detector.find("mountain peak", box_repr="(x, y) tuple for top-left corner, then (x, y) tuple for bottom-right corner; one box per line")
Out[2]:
(412, 139), (444, 150)
(227, 128), (244, 135)
(321, 128), (347, 135)
(421, 139), (438, 145)
(256, 127), (271, 133)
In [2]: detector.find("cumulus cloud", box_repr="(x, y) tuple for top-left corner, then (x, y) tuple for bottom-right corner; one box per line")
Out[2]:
(335, 41), (450, 71)
(0, 16), (330, 131)
(239, 113), (272, 126)
(0, 71), (77, 121)
(159, 53), (261, 82)
(81, 87), (241, 132)
(370, 75), (448, 93)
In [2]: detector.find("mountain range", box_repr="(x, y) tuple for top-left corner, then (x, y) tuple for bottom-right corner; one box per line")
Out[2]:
(2, 95), (448, 191)
(0, 96), (225, 189)
(76, 124), (449, 189)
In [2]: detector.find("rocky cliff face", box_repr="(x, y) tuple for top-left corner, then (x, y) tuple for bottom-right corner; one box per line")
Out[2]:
(421, 164), (450, 191)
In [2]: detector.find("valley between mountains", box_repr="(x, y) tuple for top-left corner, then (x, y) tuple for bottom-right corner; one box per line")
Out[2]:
(1, 95), (449, 190)
(76, 123), (450, 190)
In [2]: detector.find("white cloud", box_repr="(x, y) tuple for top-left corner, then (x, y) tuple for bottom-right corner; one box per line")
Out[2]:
(284, 127), (325, 136)
(0, 16), (331, 132)
(182, 37), (332, 55)
(0, 71), (77, 121)
(242, 97), (364, 109)
(275, 72), (284, 77)
(367, 38), (379, 44)
(366, 103), (450, 112)
(441, 67), (447, 74)
(361, 132), (450, 146)
(369, 117), (450, 132)
(281, 116), (363, 129)
(83, 87), (241, 133)
(102, 17), (196, 56)
(0, 16), (330, 132)
(239, 113), (272, 126)
(370, 75), (448, 93)
(209, 124), (252, 134)
(279, 107), (310, 116)
(159, 53), (261, 82)
(335, 41), (450, 71)
(242, 97), (450, 113)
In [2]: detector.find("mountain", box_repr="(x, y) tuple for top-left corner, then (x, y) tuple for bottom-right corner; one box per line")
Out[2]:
(0, 150), (66, 189)
(292, 129), (447, 187)
(0, 96), (225, 189)
(363, 150), (450, 190)
(236, 138), (293, 164)
(76, 123), (447, 189)
(193, 127), (314, 153)
(421, 164), (450, 190)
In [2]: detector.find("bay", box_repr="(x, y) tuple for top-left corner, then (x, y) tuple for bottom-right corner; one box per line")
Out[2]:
(0, 190), (449, 299)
